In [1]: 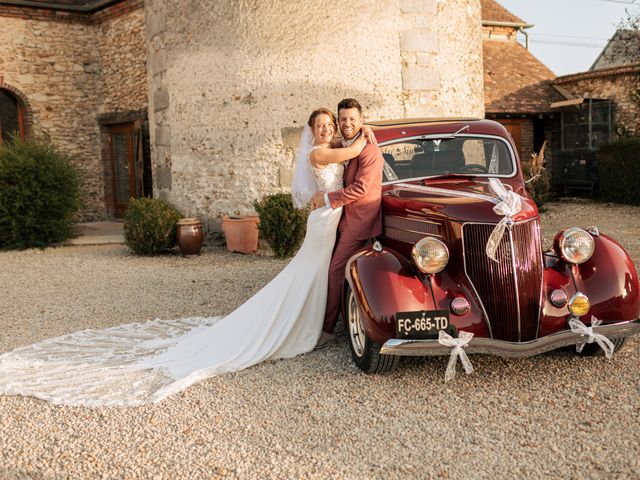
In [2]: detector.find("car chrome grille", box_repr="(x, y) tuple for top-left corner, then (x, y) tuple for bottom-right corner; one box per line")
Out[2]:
(384, 215), (440, 243)
(462, 220), (543, 341)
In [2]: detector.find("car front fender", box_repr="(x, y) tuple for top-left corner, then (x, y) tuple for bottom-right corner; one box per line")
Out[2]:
(344, 247), (435, 344)
(573, 233), (640, 322)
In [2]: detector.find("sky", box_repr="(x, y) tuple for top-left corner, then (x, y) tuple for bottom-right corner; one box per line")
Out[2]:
(497, 0), (639, 75)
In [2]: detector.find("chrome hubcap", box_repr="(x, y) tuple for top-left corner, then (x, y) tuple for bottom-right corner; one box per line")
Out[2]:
(348, 289), (365, 357)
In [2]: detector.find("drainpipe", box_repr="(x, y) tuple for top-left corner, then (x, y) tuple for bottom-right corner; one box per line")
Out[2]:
(519, 26), (530, 49)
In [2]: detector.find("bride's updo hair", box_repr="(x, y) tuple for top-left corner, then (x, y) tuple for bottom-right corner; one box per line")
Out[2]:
(307, 108), (337, 129)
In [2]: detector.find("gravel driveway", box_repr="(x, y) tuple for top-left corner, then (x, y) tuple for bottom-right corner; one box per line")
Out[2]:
(0, 200), (639, 479)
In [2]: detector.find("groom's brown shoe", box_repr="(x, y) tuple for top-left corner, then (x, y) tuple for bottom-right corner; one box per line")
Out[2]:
(315, 331), (336, 349)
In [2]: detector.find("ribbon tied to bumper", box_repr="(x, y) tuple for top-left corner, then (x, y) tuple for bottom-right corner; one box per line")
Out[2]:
(486, 178), (522, 262)
(438, 330), (474, 382)
(568, 316), (615, 359)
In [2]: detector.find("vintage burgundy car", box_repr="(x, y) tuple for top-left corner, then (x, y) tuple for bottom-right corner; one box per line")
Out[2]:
(342, 118), (640, 373)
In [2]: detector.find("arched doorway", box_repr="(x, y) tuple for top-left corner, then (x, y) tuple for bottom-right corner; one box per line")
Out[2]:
(0, 88), (26, 143)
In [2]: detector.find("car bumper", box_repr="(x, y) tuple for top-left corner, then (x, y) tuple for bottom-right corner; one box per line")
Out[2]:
(380, 319), (640, 358)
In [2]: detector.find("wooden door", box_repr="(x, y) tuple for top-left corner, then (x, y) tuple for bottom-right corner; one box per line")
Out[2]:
(107, 122), (143, 217)
(498, 119), (522, 159)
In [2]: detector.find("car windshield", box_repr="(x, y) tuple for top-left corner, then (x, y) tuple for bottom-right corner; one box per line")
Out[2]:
(379, 136), (515, 183)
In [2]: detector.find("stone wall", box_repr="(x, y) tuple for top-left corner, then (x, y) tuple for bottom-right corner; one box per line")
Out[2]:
(0, 16), (103, 219)
(0, 1), (147, 220)
(145, 0), (484, 231)
(554, 65), (640, 136)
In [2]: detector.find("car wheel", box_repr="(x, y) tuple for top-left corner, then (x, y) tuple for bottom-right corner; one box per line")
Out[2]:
(575, 336), (627, 356)
(345, 284), (399, 373)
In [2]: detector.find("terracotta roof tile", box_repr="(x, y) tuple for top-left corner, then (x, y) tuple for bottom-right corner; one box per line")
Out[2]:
(483, 40), (563, 114)
(480, 0), (526, 25)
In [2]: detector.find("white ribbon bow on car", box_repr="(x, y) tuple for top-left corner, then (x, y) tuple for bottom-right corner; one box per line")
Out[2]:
(438, 330), (474, 382)
(486, 178), (522, 262)
(568, 316), (615, 359)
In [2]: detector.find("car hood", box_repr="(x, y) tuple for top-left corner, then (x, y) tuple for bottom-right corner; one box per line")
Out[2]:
(382, 178), (538, 224)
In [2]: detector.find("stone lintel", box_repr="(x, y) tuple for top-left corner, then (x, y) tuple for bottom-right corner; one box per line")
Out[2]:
(147, 8), (165, 39)
(155, 124), (170, 146)
(149, 50), (166, 75)
(281, 126), (303, 150)
(402, 66), (440, 91)
(156, 166), (172, 189)
(401, 30), (438, 53)
(153, 88), (169, 112)
(279, 165), (293, 187)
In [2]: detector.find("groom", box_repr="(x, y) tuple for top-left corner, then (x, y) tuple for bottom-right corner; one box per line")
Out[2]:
(312, 98), (384, 348)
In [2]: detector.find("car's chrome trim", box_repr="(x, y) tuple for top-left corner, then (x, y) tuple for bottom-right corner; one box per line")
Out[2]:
(380, 319), (640, 357)
(507, 226), (522, 342)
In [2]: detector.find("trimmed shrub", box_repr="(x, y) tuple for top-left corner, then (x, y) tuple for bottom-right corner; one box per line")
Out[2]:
(124, 197), (183, 255)
(252, 193), (307, 258)
(0, 136), (81, 250)
(597, 138), (640, 205)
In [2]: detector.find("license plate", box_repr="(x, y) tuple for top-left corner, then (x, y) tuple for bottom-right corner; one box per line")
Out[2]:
(396, 310), (450, 338)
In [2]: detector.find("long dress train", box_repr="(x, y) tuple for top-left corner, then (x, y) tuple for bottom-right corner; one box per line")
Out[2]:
(0, 160), (344, 406)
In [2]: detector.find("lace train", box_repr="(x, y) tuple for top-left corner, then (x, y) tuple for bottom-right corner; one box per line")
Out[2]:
(0, 317), (220, 406)
(0, 205), (343, 407)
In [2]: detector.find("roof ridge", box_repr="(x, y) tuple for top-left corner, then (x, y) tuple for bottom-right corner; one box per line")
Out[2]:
(480, 0), (527, 25)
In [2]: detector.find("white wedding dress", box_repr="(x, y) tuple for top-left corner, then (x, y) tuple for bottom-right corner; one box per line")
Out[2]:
(0, 154), (344, 407)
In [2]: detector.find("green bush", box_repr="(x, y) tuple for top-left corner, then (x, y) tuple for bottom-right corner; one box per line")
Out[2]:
(252, 193), (307, 258)
(0, 136), (81, 250)
(597, 138), (640, 205)
(124, 197), (183, 255)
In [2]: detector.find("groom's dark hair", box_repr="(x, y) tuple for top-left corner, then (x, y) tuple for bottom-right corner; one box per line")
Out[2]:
(337, 98), (363, 115)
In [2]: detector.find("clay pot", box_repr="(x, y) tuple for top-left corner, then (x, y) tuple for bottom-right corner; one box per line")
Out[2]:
(222, 214), (259, 254)
(176, 218), (204, 257)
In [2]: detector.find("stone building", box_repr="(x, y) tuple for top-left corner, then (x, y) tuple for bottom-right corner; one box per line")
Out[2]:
(0, 0), (485, 228)
(0, 0), (148, 220)
(548, 30), (640, 193)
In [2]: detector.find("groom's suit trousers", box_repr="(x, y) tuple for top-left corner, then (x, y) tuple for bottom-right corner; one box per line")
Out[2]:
(322, 216), (366, 334)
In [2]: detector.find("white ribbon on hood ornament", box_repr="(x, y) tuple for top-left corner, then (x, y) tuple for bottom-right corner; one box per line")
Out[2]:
(485, 178), (522, 262)
(438, 330), (474, 382)
(569, 316), (615, 359)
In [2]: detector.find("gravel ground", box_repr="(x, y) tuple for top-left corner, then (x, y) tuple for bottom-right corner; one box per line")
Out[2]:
(0, 199), (639, 479)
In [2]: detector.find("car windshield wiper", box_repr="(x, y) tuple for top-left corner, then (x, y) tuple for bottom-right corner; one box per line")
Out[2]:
(421, 172), (470, 182)
(421, 124), (470, 141)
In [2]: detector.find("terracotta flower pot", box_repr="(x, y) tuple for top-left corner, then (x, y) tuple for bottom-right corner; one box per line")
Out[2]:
(176, 218), (204, 257)
(222, 214), (259, 254)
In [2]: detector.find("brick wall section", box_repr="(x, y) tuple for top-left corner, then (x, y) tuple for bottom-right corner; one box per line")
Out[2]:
(0, 1), (147, 220)
(521, 119), (534, 161)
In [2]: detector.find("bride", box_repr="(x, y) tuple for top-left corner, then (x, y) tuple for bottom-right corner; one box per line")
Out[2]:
(0, 108), (371, 406)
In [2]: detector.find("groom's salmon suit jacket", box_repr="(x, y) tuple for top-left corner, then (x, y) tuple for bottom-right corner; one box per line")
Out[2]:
(327, 143), (384, 241)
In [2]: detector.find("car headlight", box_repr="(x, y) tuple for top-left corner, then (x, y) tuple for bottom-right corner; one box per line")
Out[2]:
(556, 227), (595, 264)
(412, 237), (449, 274)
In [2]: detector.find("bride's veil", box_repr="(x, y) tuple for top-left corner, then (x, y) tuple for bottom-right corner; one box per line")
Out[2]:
(291, 124), (316, 209)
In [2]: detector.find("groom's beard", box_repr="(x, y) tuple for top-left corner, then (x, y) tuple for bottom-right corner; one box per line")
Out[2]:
(341, 131), (361, 148)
